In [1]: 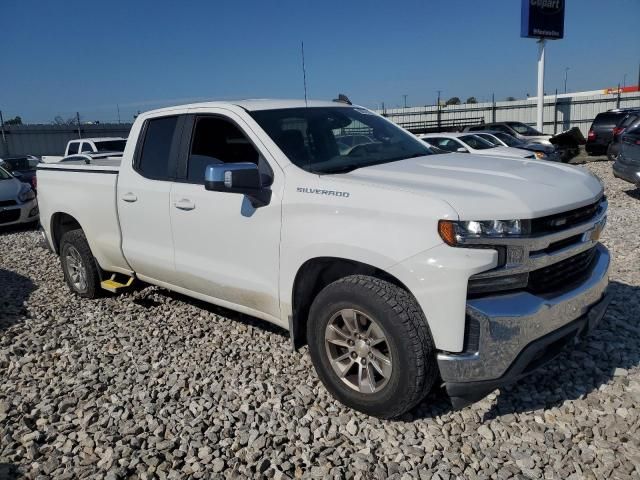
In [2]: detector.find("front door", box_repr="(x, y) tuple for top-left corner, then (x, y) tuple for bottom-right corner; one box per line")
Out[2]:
(169, 112), (282, 321)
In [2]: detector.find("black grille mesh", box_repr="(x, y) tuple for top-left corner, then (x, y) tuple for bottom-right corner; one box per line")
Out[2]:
(528, 247), (598, 293)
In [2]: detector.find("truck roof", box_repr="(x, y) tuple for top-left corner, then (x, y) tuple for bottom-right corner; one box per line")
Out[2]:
(69, 137), (126, 142)
(145, 99), (352, 115)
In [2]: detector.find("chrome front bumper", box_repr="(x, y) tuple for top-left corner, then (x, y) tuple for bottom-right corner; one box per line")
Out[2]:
(437, 243), (610, 404)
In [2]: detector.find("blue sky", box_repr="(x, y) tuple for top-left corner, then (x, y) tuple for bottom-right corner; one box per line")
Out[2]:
(2, 0), (639, 123)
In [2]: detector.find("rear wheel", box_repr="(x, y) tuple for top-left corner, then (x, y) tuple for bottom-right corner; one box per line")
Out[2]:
(60, 229), (101, 298)
(307, 275), (438, 418)
(607, 143), (619, 162)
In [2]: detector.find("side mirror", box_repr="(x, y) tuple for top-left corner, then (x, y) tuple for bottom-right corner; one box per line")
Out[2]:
(457, 147), (468, 153)
(205, 162), (271, 208)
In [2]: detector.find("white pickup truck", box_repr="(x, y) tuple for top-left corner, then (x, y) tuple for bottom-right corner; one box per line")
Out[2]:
(41, 137), (127, 163)
(37, 99), (611, 417)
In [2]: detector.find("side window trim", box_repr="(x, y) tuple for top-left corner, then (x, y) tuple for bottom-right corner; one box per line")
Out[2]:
(133, 114), (186, 181)
(175, 113), (273, 185)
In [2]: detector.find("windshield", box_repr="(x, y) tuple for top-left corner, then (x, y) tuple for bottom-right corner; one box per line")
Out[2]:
(0, 166), (12, 180)
(459, 135), (496, 150)
(493, 132), (523, 147)
(249, 107), (432, 173)
(475, 134), (501, 146)
(507, 122), (543, 136)
(94, 140), (126, 152)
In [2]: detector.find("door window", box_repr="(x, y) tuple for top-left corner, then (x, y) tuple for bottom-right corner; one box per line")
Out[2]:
(81, 142), (94, 153)
(186, 117), (262, 184)
(67, 142), (80, 155)
(428, 137), (463, 152)
(136, 116), (179, 180)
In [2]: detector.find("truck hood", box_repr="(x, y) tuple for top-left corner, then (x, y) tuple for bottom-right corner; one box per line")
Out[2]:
(481, 146), (533, 158)
(334, 153), (603, 219)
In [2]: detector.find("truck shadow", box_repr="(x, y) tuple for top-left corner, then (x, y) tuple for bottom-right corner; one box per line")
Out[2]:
(0, 463), (22, 479)
(146, 289), (290, 340)
(0, 269), (36, 333)
(624, 188), (640, 201)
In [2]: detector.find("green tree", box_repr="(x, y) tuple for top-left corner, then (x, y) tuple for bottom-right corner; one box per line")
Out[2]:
(445, 97), (461, 106)
(4, 116), (22, 125)
(505, 96), (517, 101)
(465, 97), (478, 104)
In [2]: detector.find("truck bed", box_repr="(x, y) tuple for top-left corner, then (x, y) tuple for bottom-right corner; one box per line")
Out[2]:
(37, 161), (132, 275)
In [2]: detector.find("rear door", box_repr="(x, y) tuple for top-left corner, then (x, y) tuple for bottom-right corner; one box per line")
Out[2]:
(168, 110), (282, 320)
(118, 114), (185, 282)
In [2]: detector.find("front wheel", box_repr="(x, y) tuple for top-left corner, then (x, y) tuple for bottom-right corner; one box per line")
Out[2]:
(307, 275), (438, 418)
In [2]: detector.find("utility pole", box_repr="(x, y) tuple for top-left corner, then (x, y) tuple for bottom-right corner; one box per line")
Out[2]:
(536, 39), (546, 133)
(564, 67), (569, 94)
(0, 110), (7, 156)
(617, 83), (621, 109)
(117, 104), (121, 124)
(76, 112), (82, 139)
(402, 94), (408, 109)
(623, 73), (627, 89)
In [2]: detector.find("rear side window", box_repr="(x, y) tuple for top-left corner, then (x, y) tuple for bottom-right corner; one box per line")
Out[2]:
(137, 116), (179, 180)
(67, 142), (79, 155)
(80, 142), (94, 153)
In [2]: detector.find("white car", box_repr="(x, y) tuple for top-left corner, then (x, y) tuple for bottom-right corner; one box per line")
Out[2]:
(37, 99), (610, 417)
(0, 165), (38, 227)
(41, 137), (126, 163)
(419, 132), (536, 159)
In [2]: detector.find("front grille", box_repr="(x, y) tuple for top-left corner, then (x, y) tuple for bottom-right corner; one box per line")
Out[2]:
(531, 198), (603, 234)
(0, 209), (21, 224)
(528, 247), (598, 294)
(0, 200), (17, 207)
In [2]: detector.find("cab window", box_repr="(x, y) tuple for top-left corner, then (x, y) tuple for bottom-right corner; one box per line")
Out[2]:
(186, 116), (263, 184)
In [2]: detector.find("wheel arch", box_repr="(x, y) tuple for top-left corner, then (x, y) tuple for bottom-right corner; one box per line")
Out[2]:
(289, 256), (417, 350)
(50, 212), (83, 254)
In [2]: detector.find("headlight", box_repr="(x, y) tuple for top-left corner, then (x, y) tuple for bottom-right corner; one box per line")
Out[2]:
(18, 184), (36, 203)
(534, 151), (546, 159)
(438, 219), (529, 246)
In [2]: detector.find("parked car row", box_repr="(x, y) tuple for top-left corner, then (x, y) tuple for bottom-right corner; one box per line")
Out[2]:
(465, 121), (584, 162)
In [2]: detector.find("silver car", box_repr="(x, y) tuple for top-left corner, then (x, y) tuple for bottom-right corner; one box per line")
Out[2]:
(0, 165), (39, 227)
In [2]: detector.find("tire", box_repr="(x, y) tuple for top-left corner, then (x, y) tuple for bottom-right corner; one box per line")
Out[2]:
(607, 143), (619, 162)
(307, 275), (438, 418)
(60, 229), (102, 298)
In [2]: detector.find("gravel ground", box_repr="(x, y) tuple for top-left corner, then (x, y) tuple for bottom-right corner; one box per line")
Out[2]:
(1, 157), (640, 480)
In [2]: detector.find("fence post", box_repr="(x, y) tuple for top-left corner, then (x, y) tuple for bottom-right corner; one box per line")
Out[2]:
(616, 84), (621, 109)
(553, 89), (558, 134)
(491, 93), (496, 123)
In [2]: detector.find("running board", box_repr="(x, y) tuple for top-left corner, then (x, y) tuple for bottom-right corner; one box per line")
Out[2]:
(100, 274), (134, 293)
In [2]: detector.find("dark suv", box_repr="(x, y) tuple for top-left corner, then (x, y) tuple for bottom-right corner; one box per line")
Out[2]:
(586, 109), (640, 156)
(606, 111), (640, 161)
(613, 123), (640, 187)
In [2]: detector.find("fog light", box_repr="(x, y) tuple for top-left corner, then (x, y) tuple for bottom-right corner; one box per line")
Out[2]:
(29, 206), (39, 217)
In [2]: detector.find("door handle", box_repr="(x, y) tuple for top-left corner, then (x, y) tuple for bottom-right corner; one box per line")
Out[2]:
(121, 192), (138, 203)
(174, 198), (195, 211)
